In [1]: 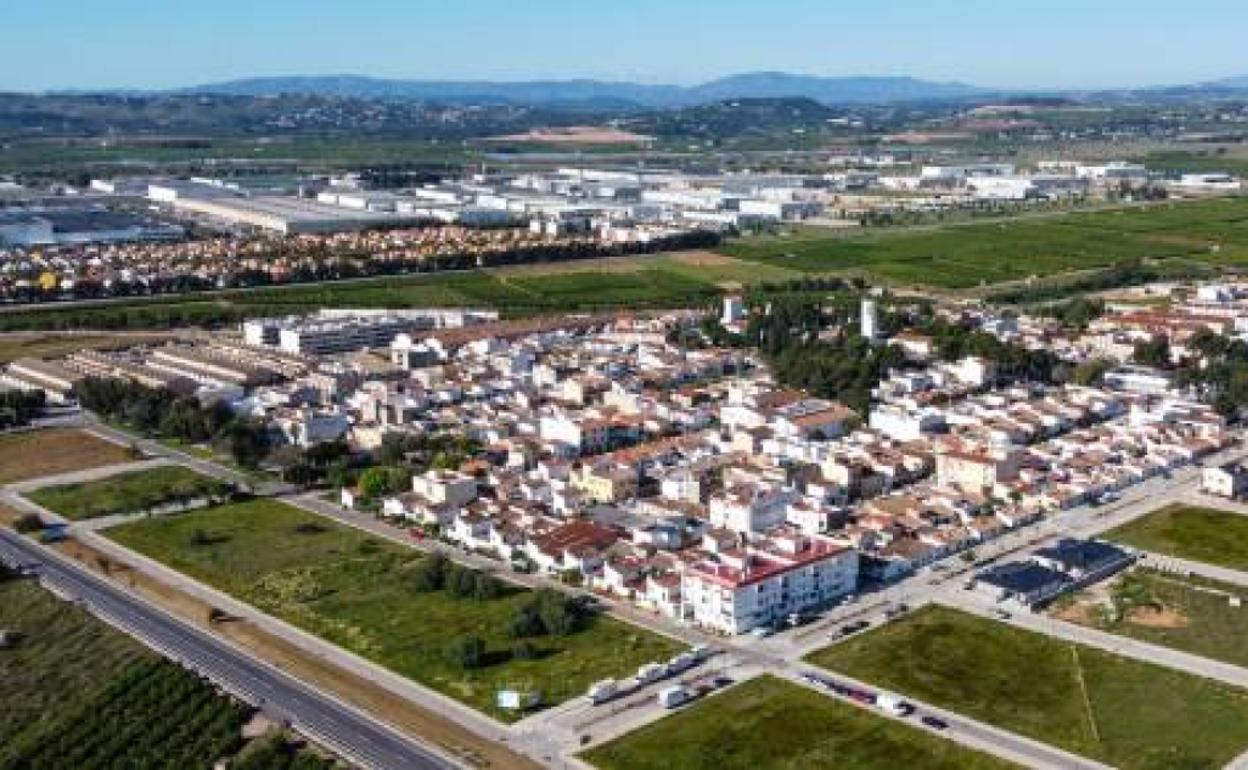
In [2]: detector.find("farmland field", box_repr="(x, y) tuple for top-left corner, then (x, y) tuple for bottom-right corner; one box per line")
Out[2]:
(806, 605), (1248, 770)
(581, 675), (1015, 770)
(719, 196), (1248, 288)
(28, 464), (229, 521)
(0, 428), (135, 484)
(106, 499), (685, 721)
(0, 577), (250, 769)
(1106, 504), (1248, 571)
(1056, 569), (1248, 669)
(0, 267), (724, 332)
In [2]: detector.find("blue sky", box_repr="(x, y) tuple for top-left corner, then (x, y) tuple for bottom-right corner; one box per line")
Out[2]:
(6, 0), (1247, 92)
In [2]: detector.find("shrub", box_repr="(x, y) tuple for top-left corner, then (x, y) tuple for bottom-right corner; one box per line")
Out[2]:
(446, 564), (479, 598)
(410, 553), (449, 592)
(510, 605), (545, 639)
(445, 635), (487, 669)
(473, 572), (504, 600)
(512, 640), (540, 661)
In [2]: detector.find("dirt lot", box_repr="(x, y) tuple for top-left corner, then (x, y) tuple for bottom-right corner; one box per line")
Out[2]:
(0, 502), (21, 526)
(0, 332), (178, 365)
(1127, 605), (1190, 629)
(49, 538), (541, 770)
(488, 253), (655, 277)
(0, 429), (135, 484)
(489, 126), (653, 145)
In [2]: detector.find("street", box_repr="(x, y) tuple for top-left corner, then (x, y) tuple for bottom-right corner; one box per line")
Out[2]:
(0, 529), (462, 770)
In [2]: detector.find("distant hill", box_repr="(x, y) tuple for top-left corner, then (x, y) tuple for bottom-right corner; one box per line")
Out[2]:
(183, 72), (988, 107)
(685, 72), (983, 104)
(1200, 75), (1248, 90)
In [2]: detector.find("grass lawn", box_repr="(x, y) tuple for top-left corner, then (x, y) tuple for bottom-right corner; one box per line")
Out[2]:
(1057, 569), (1248, 669)
(718, 196), (1248, 288)
(106, 499), (685, 721)
(582, 675), (1015, 770)
(0, 428), (136, 484)
(0, 577), (248, 768)
(806, 605), (1248, 770)
(1106, 504), (1248, 571)
(28, 464), (229, 521)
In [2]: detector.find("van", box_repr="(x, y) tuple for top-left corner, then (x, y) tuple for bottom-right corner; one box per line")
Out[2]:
(587, 680), (618, 705)
(657, 686), (692, 709)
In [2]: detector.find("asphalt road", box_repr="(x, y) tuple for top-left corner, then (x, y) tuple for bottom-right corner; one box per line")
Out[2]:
(0, 529), (460, 770)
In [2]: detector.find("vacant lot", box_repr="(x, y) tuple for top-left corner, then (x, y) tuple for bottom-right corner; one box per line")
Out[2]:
(107, 499), (684, 721)
(0, 577), (248, 768)
(655, 251), (805, 288)
(0, 428), (135, 484)
(1057, 569), (1248, 669)
(28, 464), (228, 521)
(582, 675), (1014, 770)
(719, 197), (1248, 288)
(0, 332), (174, 364)
(1107, 504), (1248, 571)
(50, 536), (541, 769)
(807, 605), (1248, 770)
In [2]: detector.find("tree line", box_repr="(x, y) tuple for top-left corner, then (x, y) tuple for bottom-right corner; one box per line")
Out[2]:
(409, 553), (593, 671)
(75, 377), (268, 469)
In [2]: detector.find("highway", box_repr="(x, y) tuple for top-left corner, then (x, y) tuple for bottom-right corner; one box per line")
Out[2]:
(0, 529), (461, 770)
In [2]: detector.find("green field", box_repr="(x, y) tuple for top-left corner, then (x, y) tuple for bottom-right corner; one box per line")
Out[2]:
(806, 605), (1248, 770)
(106, 499), (684, 721)
(1059, 569), (1248, 669)
(0, 267), (724, 332)
(582, 675), (1015, 770)
(719, 196), (1248, 288)
(28, 464), (229, 521)
(1106, 504), (1248, 571)
(0, 577), (249, 769)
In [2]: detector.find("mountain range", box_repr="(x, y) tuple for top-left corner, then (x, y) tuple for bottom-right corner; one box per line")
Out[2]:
(181, 72), (991, 107)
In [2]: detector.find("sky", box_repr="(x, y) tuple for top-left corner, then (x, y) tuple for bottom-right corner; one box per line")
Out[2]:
(5, 0), (1248, 92)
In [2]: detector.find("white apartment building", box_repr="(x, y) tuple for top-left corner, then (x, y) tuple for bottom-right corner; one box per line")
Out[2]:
(681, 534), (859, 634)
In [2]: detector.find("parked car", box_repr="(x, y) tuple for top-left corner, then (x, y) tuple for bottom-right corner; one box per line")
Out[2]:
(837, 620), (870, 638)
(750, 624), (775, 638)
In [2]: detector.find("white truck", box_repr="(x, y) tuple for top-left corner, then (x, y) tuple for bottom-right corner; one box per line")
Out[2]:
(635, 662), (666, 685)
(656, 685), (693, 709)
(588, 679), (620, 705)
(876, 693), (914, 717)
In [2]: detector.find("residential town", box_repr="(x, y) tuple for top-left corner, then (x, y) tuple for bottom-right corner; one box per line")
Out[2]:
(3, 279), (1240, 640)
(8, 22), (1248, 768)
